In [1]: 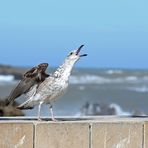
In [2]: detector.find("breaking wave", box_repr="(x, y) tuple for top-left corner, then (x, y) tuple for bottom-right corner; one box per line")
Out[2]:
(77, 102), (131, 116)
(0, 75), (15, 83)
(109, 103), (131, 116)
(127, 86), (148, 93)
(106, 69), (123, 75)
(70, 75), (148, 84)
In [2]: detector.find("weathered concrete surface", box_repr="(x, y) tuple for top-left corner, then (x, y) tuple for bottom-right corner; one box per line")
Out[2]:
(144, 122), (148, 148)
(0, 122), (33, 148)
(0, 117), (147, 148)
(35, 122), (89, 148)
(92, 122), (143, 148)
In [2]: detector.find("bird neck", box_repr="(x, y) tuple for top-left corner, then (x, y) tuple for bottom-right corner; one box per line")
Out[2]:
(53, 58), (76, 80)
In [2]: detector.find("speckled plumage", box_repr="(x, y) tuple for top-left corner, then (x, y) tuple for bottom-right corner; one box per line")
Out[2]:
(6, 63), (49, 106)
(17, 45), (87, 121)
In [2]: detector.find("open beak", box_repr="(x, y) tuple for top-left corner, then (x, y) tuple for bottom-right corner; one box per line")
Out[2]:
(76, 45), (87, 57)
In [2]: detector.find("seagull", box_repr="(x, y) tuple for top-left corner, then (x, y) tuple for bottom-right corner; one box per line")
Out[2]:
(17, 45), (87, 121)
(5, 63), (49, 106)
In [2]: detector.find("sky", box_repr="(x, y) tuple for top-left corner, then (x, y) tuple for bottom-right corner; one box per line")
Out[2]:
(0, 0), (148, 69)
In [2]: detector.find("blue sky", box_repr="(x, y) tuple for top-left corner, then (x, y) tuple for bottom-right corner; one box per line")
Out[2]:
(0, 0), (148, 69)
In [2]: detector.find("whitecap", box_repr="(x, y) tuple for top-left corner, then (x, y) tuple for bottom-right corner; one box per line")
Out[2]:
(77, 102), (131, 116)
(106, 69), (123, 75)
(109, 103), (131, 116)
(70, 75), (110, 84)
(125, 76), (138, 81)
(127, 86), (148, 93)
(69, 75), (140, 84)
(0, 75), (14, 82)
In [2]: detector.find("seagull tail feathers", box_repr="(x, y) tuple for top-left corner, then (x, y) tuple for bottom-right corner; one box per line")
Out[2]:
(17, 100), (34, 110)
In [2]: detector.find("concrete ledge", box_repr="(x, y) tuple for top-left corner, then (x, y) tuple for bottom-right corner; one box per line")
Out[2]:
(0, 122), (33, 148)
(92, 122), (143, 148)
(35, 122), (89, 148)
(0, 116), (148, 148)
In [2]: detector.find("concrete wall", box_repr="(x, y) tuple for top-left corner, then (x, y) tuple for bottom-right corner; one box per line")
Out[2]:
(0, 117), (148, 148)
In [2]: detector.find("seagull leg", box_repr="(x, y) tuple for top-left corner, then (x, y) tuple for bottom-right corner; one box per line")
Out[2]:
(49, 104), (57, 121)
(38, 102), (43, 121)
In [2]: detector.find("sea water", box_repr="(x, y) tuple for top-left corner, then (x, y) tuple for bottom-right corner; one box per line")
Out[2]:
(1, 68), (148, 117)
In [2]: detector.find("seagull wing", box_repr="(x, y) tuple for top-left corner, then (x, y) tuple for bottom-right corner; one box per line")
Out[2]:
(6, 78), (36, 105)
(23, 67), (37, 78)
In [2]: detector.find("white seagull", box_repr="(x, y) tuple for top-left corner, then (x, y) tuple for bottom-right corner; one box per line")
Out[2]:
(17, 45), (87, 121)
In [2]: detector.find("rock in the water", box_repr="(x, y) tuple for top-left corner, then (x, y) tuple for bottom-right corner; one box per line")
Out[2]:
(0, 98), (24, 116)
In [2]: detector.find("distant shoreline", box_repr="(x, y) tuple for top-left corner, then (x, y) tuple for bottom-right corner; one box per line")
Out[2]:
(0, 64), (27, 80)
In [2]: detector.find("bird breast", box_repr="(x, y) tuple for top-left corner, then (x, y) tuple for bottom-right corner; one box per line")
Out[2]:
(34, 78), (69, 103)
(45, 81), (68, 103)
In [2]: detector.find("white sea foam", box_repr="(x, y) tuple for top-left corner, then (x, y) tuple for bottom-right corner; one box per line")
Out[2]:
(70, 75), (110, 84)
(0, 75), (14, 82)
(127, 86), (148, 93)
(106, 69), (123, 75)
(70, 75), (146, 84)
(77, 102), (131, 116)
(109, 103), (131, 116)
(125, 76), (138, 81)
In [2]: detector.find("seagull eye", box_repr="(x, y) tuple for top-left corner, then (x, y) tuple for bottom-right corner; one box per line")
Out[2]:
(69, 52), (73, 55)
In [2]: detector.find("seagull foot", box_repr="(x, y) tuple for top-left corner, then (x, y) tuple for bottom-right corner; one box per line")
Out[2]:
(38, 118), (43, 121)
(51, 117), (59, 122)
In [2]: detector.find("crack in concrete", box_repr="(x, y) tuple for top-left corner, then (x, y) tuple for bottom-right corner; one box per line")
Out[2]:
(89, 123), (92, 148)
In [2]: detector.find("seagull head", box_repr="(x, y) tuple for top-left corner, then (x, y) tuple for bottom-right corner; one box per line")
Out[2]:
(67, 45), (87, 62)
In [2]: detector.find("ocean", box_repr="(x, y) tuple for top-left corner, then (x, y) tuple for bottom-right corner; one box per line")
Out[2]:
(1, 68), (148, 117)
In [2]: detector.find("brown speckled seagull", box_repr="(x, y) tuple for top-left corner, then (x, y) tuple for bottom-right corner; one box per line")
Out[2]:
(6, 63), (49, 106)
(17, 45), (87, 121)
